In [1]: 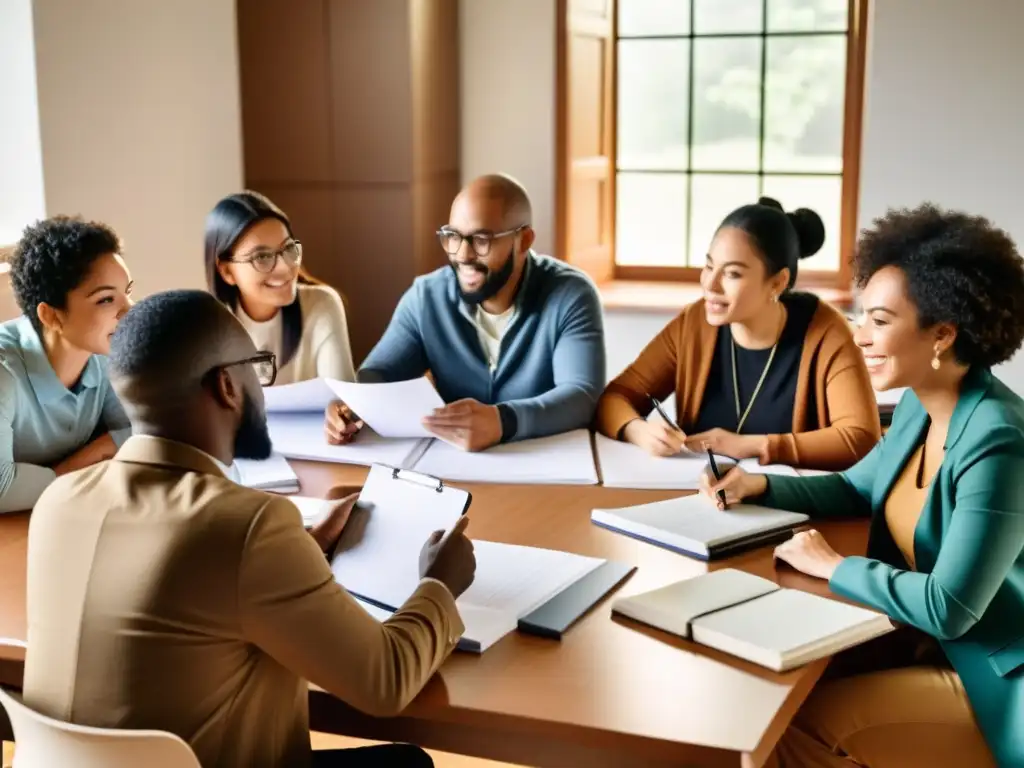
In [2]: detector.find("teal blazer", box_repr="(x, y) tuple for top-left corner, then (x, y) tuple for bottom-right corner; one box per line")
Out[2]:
(763, 367), (1024, 766)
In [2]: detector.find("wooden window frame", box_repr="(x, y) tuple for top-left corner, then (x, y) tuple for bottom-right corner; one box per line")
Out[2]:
(556, 0), (870, 295)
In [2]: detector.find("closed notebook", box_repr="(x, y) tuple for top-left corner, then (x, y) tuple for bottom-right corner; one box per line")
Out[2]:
(591, 494), (809, 560)
(612, 569), (894, 671)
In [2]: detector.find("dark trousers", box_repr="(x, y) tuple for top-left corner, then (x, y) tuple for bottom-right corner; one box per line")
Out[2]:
(310, 743), (433, 767)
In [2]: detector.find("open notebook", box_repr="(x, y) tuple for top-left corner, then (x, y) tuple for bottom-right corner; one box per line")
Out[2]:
(612, 569), (893, 671)
(594, 434), (798, 490)
(331, 465), (630, 651)
(411, 430), (598, 485)
(233, 453), (299, 493)
(591, 494), (809, 560)
(268, 408), (600, 485)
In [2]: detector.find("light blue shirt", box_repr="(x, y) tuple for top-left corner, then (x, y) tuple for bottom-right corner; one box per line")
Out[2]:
(0, 315), (131, 513)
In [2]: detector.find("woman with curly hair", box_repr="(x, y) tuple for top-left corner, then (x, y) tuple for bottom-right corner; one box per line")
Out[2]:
(0, 216), (133, 513)
(702, 204), (1024, 766)
(596, 197), (880, 470)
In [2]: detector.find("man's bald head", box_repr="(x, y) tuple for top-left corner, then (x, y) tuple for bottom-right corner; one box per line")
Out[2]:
(452, 173), (532, 230)
(109, 289), (260, 420)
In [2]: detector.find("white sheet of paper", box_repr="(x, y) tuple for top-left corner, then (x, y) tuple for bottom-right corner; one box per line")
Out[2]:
(233, 453), (299, 492)
(267, 413), (430, 469)
(262, 378), (337, 413)
(411, 429), (599, 485)
(595, 434), (796, 489)
(329, 464), (469, 609)
(350, 540), (604, 653)
(326, 377), (444, 439)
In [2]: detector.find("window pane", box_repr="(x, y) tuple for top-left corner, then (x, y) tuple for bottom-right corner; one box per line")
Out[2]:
(688, 174), (761, 267)
(619, 0), (691, 36)
(617, 40), (690, 170)
(615, 172), (688, 266)
(693, 0), (762, 34)
(761, 175), (843, 271)
(767, 0), (848, 32)
(764, 35), (846, 172)
(691, 38), (762, 171)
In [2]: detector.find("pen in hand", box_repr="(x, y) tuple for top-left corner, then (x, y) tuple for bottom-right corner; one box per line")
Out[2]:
(705, 444), (728, 509)
(647, 393), (683, 433)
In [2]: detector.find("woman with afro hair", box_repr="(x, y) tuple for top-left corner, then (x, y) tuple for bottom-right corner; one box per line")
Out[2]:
(702, 203), (1024, 766)
(0, 216), (133, 513)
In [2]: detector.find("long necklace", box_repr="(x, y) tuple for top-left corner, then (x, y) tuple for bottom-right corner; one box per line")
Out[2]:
(731, 307), (785, 434)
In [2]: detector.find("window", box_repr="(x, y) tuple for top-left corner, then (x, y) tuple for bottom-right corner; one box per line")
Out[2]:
(558, 0), (868, 289)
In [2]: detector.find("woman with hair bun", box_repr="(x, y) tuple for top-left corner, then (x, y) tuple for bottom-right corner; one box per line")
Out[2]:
(595, 197), (880, 470)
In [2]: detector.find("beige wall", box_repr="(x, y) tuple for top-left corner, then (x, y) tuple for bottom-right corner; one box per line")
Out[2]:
(0, 0), (46, 246)
(30, 0), (244, 297)
(857, 0), (1024, 242)
(459, 0), (556, 255)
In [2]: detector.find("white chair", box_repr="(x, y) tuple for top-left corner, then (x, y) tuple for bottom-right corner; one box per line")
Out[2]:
(0, 686), (201, 768)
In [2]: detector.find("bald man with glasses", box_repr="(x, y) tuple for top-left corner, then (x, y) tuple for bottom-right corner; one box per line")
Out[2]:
(326, 173), (606, 452)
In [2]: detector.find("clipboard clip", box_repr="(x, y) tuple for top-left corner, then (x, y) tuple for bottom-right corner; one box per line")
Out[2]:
(391, 466), (444, 493)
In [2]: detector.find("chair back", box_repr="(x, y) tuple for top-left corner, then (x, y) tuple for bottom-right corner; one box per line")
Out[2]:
(0, 687), (201, 768)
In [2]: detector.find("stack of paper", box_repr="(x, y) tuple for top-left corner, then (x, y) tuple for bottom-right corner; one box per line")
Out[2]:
(595, 434), (798, 490)
(267, 413), (430, 469)
(329, 464), (609, 652)
(233, 453), (300, 493)
(262, 377), (444, 467)
(613, 569), (893, 671)
(351, 541), (605, 653)
(412, 430), (599, 485)
(592, 493), (808, 560)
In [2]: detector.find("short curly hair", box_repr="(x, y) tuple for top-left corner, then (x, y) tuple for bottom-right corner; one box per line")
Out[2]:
(9, 216), (122, 333)
(854, 203), (1024, 368)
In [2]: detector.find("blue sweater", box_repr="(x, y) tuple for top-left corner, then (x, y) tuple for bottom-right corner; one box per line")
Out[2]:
(360, 253), (606, 441)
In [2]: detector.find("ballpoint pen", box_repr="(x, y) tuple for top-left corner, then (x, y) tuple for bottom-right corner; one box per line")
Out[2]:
(706, 445), (728, 508)
(647, 393), (683, 433)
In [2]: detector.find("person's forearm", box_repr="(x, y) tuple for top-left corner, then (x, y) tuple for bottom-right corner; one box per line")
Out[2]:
(0, 463), (57, 513)
(503, 385), (598, 441)
(53, 434), (117, 476)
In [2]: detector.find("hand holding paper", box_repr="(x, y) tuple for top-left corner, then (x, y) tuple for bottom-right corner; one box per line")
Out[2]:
(421, 398), (503, 452)
(324, 400), (363, 445)
(326, 377), (444, 439)
(419, 515), (476, 598)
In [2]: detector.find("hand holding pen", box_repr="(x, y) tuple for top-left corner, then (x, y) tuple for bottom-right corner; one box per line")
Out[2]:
(621, 394), (687, 457)
(699, 456), (769, 510)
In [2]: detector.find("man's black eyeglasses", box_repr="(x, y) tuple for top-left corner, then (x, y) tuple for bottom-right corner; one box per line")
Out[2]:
(217, 351), (278, 387)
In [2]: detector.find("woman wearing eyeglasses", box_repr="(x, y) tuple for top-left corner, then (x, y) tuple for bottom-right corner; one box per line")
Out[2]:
(0, 216), (133, 513)
(204, 191), (355, 386)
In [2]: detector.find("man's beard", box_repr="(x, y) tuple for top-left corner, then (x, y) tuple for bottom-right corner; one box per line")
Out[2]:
(233, 392), (273, 460)
(451, 250), (515, 305)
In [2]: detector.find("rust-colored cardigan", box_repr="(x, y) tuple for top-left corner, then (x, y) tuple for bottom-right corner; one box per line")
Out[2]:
(595, 299), (881, 470)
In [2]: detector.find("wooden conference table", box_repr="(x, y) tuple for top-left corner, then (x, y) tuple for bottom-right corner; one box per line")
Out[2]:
(0, 460), (869, 768)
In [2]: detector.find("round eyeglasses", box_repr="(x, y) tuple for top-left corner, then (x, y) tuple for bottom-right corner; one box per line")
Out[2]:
(435, 226), (525, 258)
(227, 241), (303, 274)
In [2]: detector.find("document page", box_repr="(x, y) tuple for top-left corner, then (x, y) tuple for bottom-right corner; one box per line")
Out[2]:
(458, 540), (604, 617)
(411, 429), (599, 485)
(233, 453), (299, 491)
(262, 378), (337, 413)
(267, 413), (430, 468)
(329, 465), (470, 609)
(327, 377), (444, 439)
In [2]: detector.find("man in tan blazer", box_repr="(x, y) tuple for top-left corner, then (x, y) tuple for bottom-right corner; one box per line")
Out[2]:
(23, 289), (476, 768)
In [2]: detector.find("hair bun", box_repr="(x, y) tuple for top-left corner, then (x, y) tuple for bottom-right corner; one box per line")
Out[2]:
(787, 208), (825, 258)
(757, 196), (784, 212)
